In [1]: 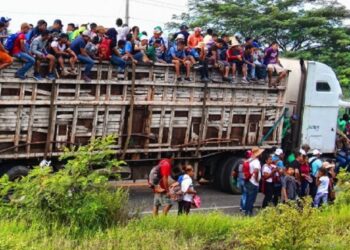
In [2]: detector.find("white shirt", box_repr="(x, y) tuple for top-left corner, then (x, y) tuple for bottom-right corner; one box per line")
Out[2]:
(317, 176), (330, 194)
(116, 26), (130, 42)
(181, 174), (194, 202)
(263, 164), (273, 183)
(51, 41), (66, 52)
(249, 158), (261, 186)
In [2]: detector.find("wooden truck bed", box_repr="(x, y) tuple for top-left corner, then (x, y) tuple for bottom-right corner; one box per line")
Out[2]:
(0, 61), (287, 161)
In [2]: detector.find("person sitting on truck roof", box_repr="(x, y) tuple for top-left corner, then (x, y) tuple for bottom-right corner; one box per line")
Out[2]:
(125, 33), (143, 63)
(27, 19), (47, 44)
(264, 41), (287, 88)
(187, 27), (203, 49)
(252, 42), (267, 82)
(227, 39), (249, 84)
(244, 44), (258, 82)
(0, 22), (13, 70)
(66, 23), (76, 42)
(50, 33), (78, 76)
(173, 24), (190, 46)
(111, 40), (127, 73)
(167, 40), (192, 82)
(208, 38), (231, 83)
(70, 30), (95, 82)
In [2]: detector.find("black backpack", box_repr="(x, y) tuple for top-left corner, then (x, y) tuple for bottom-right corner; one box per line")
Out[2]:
(148, 165), (161, 188)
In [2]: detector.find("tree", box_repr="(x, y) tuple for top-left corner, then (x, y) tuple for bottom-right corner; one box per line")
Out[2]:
(167, 0), (350, 88)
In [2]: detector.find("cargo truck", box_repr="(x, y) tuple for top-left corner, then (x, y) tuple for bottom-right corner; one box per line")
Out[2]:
(0, 58), (347, 193)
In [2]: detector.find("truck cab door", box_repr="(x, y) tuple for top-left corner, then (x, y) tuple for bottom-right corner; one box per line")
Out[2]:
(301, 62), (342, 154)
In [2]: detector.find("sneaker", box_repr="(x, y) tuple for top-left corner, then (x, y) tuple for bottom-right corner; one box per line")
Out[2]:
(222, 76), (231, 82)
(15, 74), (26, 80)
(61, 69), (70, 77)
(47, 73), (56, 81)
(33, 73), (43, 81)
(230, 77), (237, 84)
(241, 78), (249, 84)
(83, 75), (92, 83)
(201, 77), (210, 83)
(177, 77), (182, 82)
(193, 63), (203, 70)
(184, 77), (192, 82)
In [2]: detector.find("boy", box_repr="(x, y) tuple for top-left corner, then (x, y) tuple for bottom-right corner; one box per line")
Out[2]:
(168, 40), (192, 82)
(208, 38), (231, 82)
(146, 39), (165, 63)
(30, 30), (56, 80)
(50, 33), (78, 76)
(314, 167), (330, 208)
(0, 22), (13, 70)
(11, 23), (35, 80)
(125, 33), (143, 63)
(244, 45), (258, 82)
(111, 40), (127, 72)
(264, 41), (287, 87)
(282, 166), (298, 202)
(227, 40), (248, 84)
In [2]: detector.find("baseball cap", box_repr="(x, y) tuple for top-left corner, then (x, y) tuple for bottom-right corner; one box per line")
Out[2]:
(299, 149), (307, 156)
(312, 149), (321, 156)
(180, 24), (189, 30)
(272, 155), (279, 162)
(140, 35), (148, 41)
(154, 26), (162, 34)
(175, 34), (185, 40)
(275, 148), (283, 156)
(82, 30), (91, 37)
(0, 17), (11, 23)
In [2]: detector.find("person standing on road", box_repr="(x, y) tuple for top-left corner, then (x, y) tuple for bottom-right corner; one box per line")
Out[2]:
(245, 147), (264, 216)
(178, 165), (197, 215)
(153, 155), (174, 216)
(309, 149), (323, 199)
(262, 155), (278, 208)
(238, 150), (252, 212)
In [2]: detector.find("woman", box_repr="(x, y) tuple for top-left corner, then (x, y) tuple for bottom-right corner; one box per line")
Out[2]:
(300, 155), (312, 197)
(262, 155), (277, 208)
(178, 165), (197, 215)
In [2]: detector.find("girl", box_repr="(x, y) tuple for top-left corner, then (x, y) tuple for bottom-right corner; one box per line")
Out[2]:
(178, 165), (197, 215)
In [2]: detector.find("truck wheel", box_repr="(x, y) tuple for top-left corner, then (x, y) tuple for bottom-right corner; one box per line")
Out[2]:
(220, 157), (242, 194)
(6, 166), (29, 181)
(213, 157), (228, 190)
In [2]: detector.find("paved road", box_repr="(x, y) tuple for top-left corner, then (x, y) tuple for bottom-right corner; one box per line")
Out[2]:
(126, 184), (263, 215)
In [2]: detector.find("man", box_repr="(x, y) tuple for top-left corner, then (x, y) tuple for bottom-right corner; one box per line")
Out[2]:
(203, 28), (213, 48)
(208, 38), (231, 82)
(168, 40), (192, 82)
(0, 22), (13, 70)
(66, 23), (76, 42)
(116, 18), (130, 42)
(187, 27), (203, 49)
(11, 23), (35, 80)
(153, 155), (174, 216)
(227, 39), (249, 84)
(49, 19), (63, 35)
(30, 30), (56, 80)
(245, 146), (264, 216)
(149, 26), (168, 62)
(173, 24), (190, 45)
(125, 33), (143, 63)
(238, 150), (252, 212)
(0, 17), (11, 43)
(27, 19), (47, 44)
(264, 41), (287, 87)
(50, 33), (78, 76)
(111, 39), (127, 73)
(70, 30), (94, 82)
(308, 149), (323, 198)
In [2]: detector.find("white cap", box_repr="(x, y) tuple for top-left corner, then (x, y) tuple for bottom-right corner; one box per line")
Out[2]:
(312, 149), (321, 156)
(140, 35), (148, 41)
(299, 149), (306, 156)
(82, 30), (90, 37)
(275, 148), (283, 156)
(175, 34), (185, 40)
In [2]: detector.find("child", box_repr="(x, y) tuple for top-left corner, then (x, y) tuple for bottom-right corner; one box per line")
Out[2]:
(111, 40), (128, 73)
(244, 45), (257, 82)
(314, 167), (330, 208)
(282, 166), (298, 202)
(178, 165), (196, 215)
(262, 155), (278, 208)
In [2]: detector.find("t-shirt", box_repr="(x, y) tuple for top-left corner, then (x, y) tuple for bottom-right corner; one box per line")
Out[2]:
(12, 33), (26, 55)
(264, 47), (278, 65)
(169, 46), (186, 59)
(300, 163), (310, 181)
(51, 41), (66, 52)
(181, 174), (194, 202)
(317, 176), (330, 194)
(159, 159), (172, 189)
(116, 26), (130, 42)
(309, 157), (323, 177)
(70, 36), (86, 55)
(338, 118), (346, 132)
(276, 159), (284, 168)
(282, 175), (297, 200)
(227, 48), (243, 62)
(287, 153), (295, 164)
(263, 164), (273, 183)
(187, 34), (203, 49)
(125, 41), (133, 54)
(249, 158), (261, 186)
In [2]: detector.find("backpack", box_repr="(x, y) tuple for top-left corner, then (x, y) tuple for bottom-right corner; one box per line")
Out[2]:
(148, 165), (161, 188)
(98, 38), (112, 60)
(5, 33), (20, 53)
(169, 183), (183, 201)
(243, 159), (252, 181)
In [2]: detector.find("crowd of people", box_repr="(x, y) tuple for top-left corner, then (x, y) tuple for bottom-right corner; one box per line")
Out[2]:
(238, 145), (337, 216)
(0, 17), (287, 86)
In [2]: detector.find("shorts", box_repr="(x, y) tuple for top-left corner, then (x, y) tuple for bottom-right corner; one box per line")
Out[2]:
(0, 51), (13, 64)
(267, 64), (285, 74)
(154, 193), (173, 207)
(218, 60), (230, 70)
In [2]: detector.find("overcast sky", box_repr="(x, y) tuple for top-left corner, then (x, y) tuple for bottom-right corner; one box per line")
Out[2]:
(1, 0), (349, 34)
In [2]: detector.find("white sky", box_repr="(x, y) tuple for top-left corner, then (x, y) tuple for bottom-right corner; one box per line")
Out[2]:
(1, 0), (349, 34)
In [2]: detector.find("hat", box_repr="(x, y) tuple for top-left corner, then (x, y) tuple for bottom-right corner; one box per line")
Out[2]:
(140, 35), (148, 41)
(245, 150), (252, 159)
(272, 155), (279, 162)
(312, 149), (322, 156)
(54, 19), (63, 27)
(0, 17), (11, 23)
(180, 24), (189, 30)
(251, 147), (264, 157)
(194, 27), (202, 32)
(82, 30), (91, 37)
(96, 25), (107, 33)
(230, 37), (240, 47)
(275, 148), (283, 156)
(252, 41), (261, 48)
(322, 162), (335, 169)
(154, 26), (162, 34)
(299, 149), (307, 156)
(175, 33), (185, 40)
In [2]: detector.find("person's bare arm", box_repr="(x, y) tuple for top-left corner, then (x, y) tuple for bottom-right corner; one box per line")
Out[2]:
(162, 175), (169, 191)
(20, 38), (26, 52)
(282, 187), (288, 202)
(80, 47), (89, 57)
(253, 168), (259, 182)
(0, 43), (8, 53)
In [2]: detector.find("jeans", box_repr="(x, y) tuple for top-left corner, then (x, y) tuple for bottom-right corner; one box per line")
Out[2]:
(255, 63), (267, 79)
(314, 192), (328, 207)
(239, 178), (247, 211)
(245, 181), (259, 216)
(273, 184), (282, 206)
(300, 180), (309, 197)
(262, 182), (274, 208)
(77, 54), (94, 76)
(248, 64), (256, 79)
(14, 52), (35, 77)
(111, 54), (126, 70)
(199, 59), (209, 79)
(133, 52), (144, 62)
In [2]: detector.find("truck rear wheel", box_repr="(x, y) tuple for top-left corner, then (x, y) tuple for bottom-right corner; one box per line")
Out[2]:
(6, 166), (29, 181)
(220, 157), (242, 194)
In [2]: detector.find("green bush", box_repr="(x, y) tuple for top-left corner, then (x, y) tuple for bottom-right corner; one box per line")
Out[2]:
(0, 135), (128, 232)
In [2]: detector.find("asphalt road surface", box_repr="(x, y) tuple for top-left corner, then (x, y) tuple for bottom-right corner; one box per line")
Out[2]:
(126, 183), (263, 215)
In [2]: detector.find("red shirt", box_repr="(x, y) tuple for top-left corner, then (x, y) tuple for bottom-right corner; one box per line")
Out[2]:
(300, 163), (310, 180)
(159, 159), (172, 189)
(227, 47), (244, 62)
(11, 33), (26, 55)
(187, 34), (203, 49)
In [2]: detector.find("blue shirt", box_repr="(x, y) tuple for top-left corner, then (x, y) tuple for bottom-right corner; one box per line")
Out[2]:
(169, 46), (186, 59)
(311, 158), (323, 176)
(70, 36), (86, 55)
(125, 41), (133, 53)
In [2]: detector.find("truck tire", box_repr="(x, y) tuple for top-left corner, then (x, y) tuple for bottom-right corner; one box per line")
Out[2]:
(213, 157), (228, 190)
(220, 157), (242, 194)
(6, 166), (29, 181)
